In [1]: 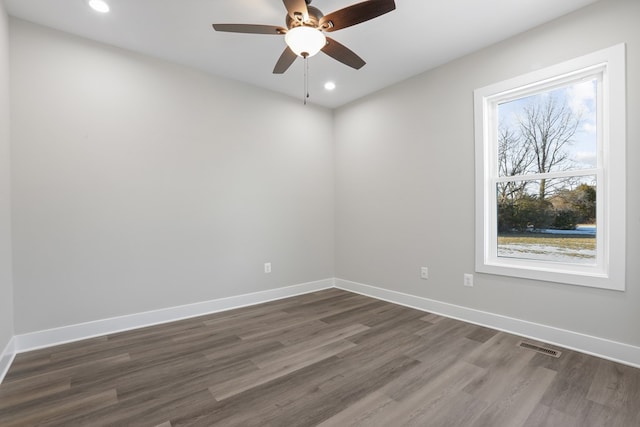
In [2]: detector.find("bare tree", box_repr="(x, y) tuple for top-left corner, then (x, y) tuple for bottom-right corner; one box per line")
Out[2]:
(497, 123), (533, 202)
(517, 95), (581, 200)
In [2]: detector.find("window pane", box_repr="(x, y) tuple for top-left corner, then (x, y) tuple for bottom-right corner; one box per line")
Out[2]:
(497, 176), (596, 264)
(497, 79), (598, 177)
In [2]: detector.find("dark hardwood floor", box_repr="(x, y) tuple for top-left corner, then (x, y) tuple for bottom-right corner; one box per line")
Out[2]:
(1, 288), (639, 426)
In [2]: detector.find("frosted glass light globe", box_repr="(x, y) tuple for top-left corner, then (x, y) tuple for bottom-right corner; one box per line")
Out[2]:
(285, 27), (326, 58)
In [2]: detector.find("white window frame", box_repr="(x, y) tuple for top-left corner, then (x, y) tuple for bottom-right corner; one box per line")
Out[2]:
(474, 44), (626, 291)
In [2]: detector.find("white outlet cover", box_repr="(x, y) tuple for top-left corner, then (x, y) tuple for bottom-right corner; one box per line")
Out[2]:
(464, 274), (474, 287)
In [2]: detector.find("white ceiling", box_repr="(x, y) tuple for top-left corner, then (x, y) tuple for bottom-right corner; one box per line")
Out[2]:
(4, 0), (599, 108)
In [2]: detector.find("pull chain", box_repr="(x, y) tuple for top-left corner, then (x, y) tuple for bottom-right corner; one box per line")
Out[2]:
(303, 54), (310, 105)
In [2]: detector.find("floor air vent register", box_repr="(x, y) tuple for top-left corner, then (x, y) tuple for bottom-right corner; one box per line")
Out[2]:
(518, 340), (562, 358)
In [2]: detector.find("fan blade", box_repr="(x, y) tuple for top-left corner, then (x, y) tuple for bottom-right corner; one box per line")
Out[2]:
(212, 24), (286, 35)
(282, 0), (309, 22)
(319, 0), (396, 32)
(322, 37), (365, 70)
(273, 47), (298, 74)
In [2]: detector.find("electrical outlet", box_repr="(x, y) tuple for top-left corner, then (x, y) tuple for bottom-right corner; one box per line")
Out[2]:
(464, 273), (474, 287)
(264, 262), (271, 274)
(420, 267), (429, 279)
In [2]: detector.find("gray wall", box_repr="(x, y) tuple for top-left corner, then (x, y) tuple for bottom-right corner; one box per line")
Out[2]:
(334, 0), (640, 346)
(0, 1), (14, 351)
(10, 20), (335, 334)
(6, 0), (639, 350)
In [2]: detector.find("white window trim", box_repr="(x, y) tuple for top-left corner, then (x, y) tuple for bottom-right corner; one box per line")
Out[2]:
(474, 44), (626, 291)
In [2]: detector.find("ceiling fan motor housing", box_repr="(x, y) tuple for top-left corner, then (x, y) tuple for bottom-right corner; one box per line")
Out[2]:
(286, 6), (324, 29)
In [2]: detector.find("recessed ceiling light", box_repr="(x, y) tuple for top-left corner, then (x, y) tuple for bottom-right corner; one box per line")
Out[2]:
(324, 81), (336, 91)
(88, 0), (110, 13)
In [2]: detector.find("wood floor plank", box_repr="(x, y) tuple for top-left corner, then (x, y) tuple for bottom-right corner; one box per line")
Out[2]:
(209, 339), (356, 401)
(579, 400), (630, 427)
(366, 361), (486, 426)
(468, 365), (557, 427)
(538, 350), (601, 417)
(383, 336), (481, 402)
(465, 324), (500, 343)
(265, 355), (421, 427)
(67, 389), (215, 427)
(463, 337), (537, 405)
(0, 376), (71, 410)
(2, 288), (639, 426)
(249, 323), (369, 368)
(202, 335), (285, 364)
(315, 390), (397, 427)
(171, 356), (349, 426)
(522, 404), (581, 427)
(2, 352), (131, 391)
(267, 319), (350, 346)
(587, 358), (640, 410)
(0, 389), (118, 427)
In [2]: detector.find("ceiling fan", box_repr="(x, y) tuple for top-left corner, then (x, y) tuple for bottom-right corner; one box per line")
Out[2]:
(212, 0), (396, 74)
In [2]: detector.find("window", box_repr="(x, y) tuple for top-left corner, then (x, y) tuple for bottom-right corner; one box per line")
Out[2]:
(474, 44), (626, 290)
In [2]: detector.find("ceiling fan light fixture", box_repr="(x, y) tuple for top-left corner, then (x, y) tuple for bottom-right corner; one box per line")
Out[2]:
(285, 26), (326, 58)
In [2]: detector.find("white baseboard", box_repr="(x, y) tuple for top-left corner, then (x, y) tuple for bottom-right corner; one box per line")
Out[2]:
(0, 336), (16, 384)
(5, 276), (639, 384)
(335, 278), (640, 369)
(14, 278), (334, 354)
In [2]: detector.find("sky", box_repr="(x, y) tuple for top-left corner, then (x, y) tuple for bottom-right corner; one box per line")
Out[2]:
(498, 78), (598, 170)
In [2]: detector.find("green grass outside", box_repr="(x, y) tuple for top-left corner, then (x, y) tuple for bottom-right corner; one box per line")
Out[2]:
(498, 232), (595, 252)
